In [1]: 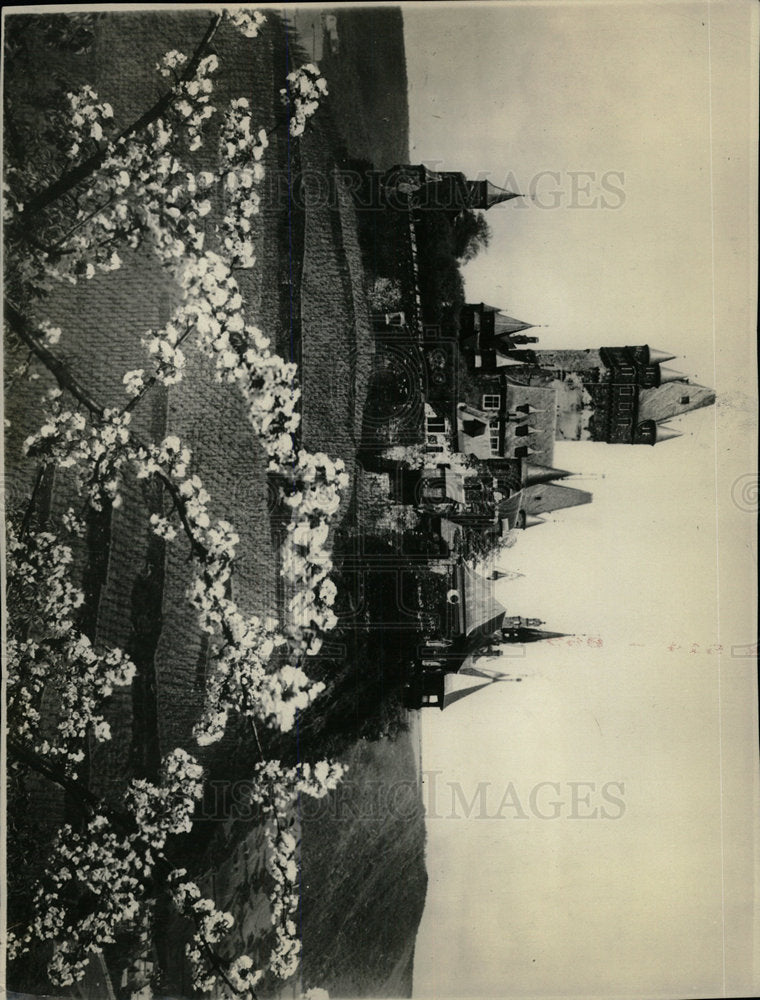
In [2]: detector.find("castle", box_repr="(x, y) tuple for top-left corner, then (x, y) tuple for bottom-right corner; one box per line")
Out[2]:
(372, 163), (716, 709)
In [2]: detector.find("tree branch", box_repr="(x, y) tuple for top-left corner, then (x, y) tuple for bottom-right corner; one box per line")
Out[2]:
(6, 300), (208, 560)
(6, 300), (105, 417)
(9, 12), (223, 234)
(8, 738), (103, 814)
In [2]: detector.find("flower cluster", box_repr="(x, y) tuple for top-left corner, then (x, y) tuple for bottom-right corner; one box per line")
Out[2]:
(169, 872), (257, 997)
(8, 814), (146, 986)
(249, 760), (344, 978)
(156, 49), (187, 79)
(61, 85), (115, 159)
(23, 397), (133, 510)
(10, 743), (207, 989)
(6, 522), (84, 633)
(40, 320), (62, 345)
(39, 53), (219, 286)
(279, 451), (349, 656)
(143, 319), (188, 386)
(176, 252), (301, 466)
(218, 98), (268, 268)
(280, 64), (328, 137)
(224, 8), (266, 38)
(123, 368), (146, 397)
(6, 522), (136, 775)
(135, 441), (322, 740)
(7, 634), (136, 775)
(125, 748), (204, 848)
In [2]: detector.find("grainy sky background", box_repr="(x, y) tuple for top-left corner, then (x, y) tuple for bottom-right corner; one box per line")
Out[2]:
(401, 2), (758, 997)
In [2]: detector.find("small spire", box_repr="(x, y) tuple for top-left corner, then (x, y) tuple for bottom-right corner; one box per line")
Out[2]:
(495, 355), (530, 367)
(655, 424), (683, 443)
(647, 347), (677, 364)
(467, 179), (523, 210)
(658, 366), (689, 384)
(493, 313), (534, 336)
(524, 514), (546, 528)
(523, 463), (573, 486)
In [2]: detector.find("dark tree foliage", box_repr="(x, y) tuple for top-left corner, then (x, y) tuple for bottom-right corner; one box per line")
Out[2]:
(452, 207), (492, 262)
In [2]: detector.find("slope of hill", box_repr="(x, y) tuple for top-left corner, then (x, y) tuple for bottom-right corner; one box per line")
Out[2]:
(310, 6), (410, 169)
(299, 731), (428, 998)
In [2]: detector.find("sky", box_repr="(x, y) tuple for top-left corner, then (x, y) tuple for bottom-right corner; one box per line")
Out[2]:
(401, 2), (759, 998)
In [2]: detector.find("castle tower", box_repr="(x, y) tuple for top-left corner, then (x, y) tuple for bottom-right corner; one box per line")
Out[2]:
(501, 344), (715, 445)
(460, 302), (539, 369)
(376, 166), (522, 215)
(501, 617), (569, 643)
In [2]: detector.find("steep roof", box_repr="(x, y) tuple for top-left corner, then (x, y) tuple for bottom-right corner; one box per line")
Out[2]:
(493, 313), (534, 337)
(521, 482), (593, 515)
(442, 673), (496, 710)
(638, 382), (716, 422)
(457, 562), (507, 640)
(503, 383), (556, 467)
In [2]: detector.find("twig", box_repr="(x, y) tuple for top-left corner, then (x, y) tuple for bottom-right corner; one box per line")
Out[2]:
(9, 13), (223, 232)
(5, 301), (208, 560)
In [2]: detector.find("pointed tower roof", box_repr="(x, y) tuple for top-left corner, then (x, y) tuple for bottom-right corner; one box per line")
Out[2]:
(505, 628), (570, 643)
(467, 179), (523, 209)
(484, 568), (525, 581)
(522, 482), (594, 515)
(495, 354), (530, 368)
(654, 424), (683, 443)
(658, 366), (689, 384)
(442, 673), (498, 710)
(647, 347), (677, 364)
(522, 463), (573, 486)
(524, 515), (546, 528)
(493, 313), (534, 337)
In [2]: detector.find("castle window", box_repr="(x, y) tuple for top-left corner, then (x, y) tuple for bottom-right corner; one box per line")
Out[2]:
(489, 418), (500, 430)
(618, 384), (635, 397)
(490, 436), (500, 454)
(426, 444), (444, 453)
(427, 416), (445, 433)
(680, 395), (690, 405)
(482, 394), (501, 410)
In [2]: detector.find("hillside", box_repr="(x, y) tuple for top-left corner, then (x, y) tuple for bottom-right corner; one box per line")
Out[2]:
(299, 732), (428, 998)
(286, 6), (410, 170)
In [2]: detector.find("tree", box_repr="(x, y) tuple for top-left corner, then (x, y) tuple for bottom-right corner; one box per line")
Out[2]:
(451, 208), (492, 263)
(4, 10), (340, 998)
